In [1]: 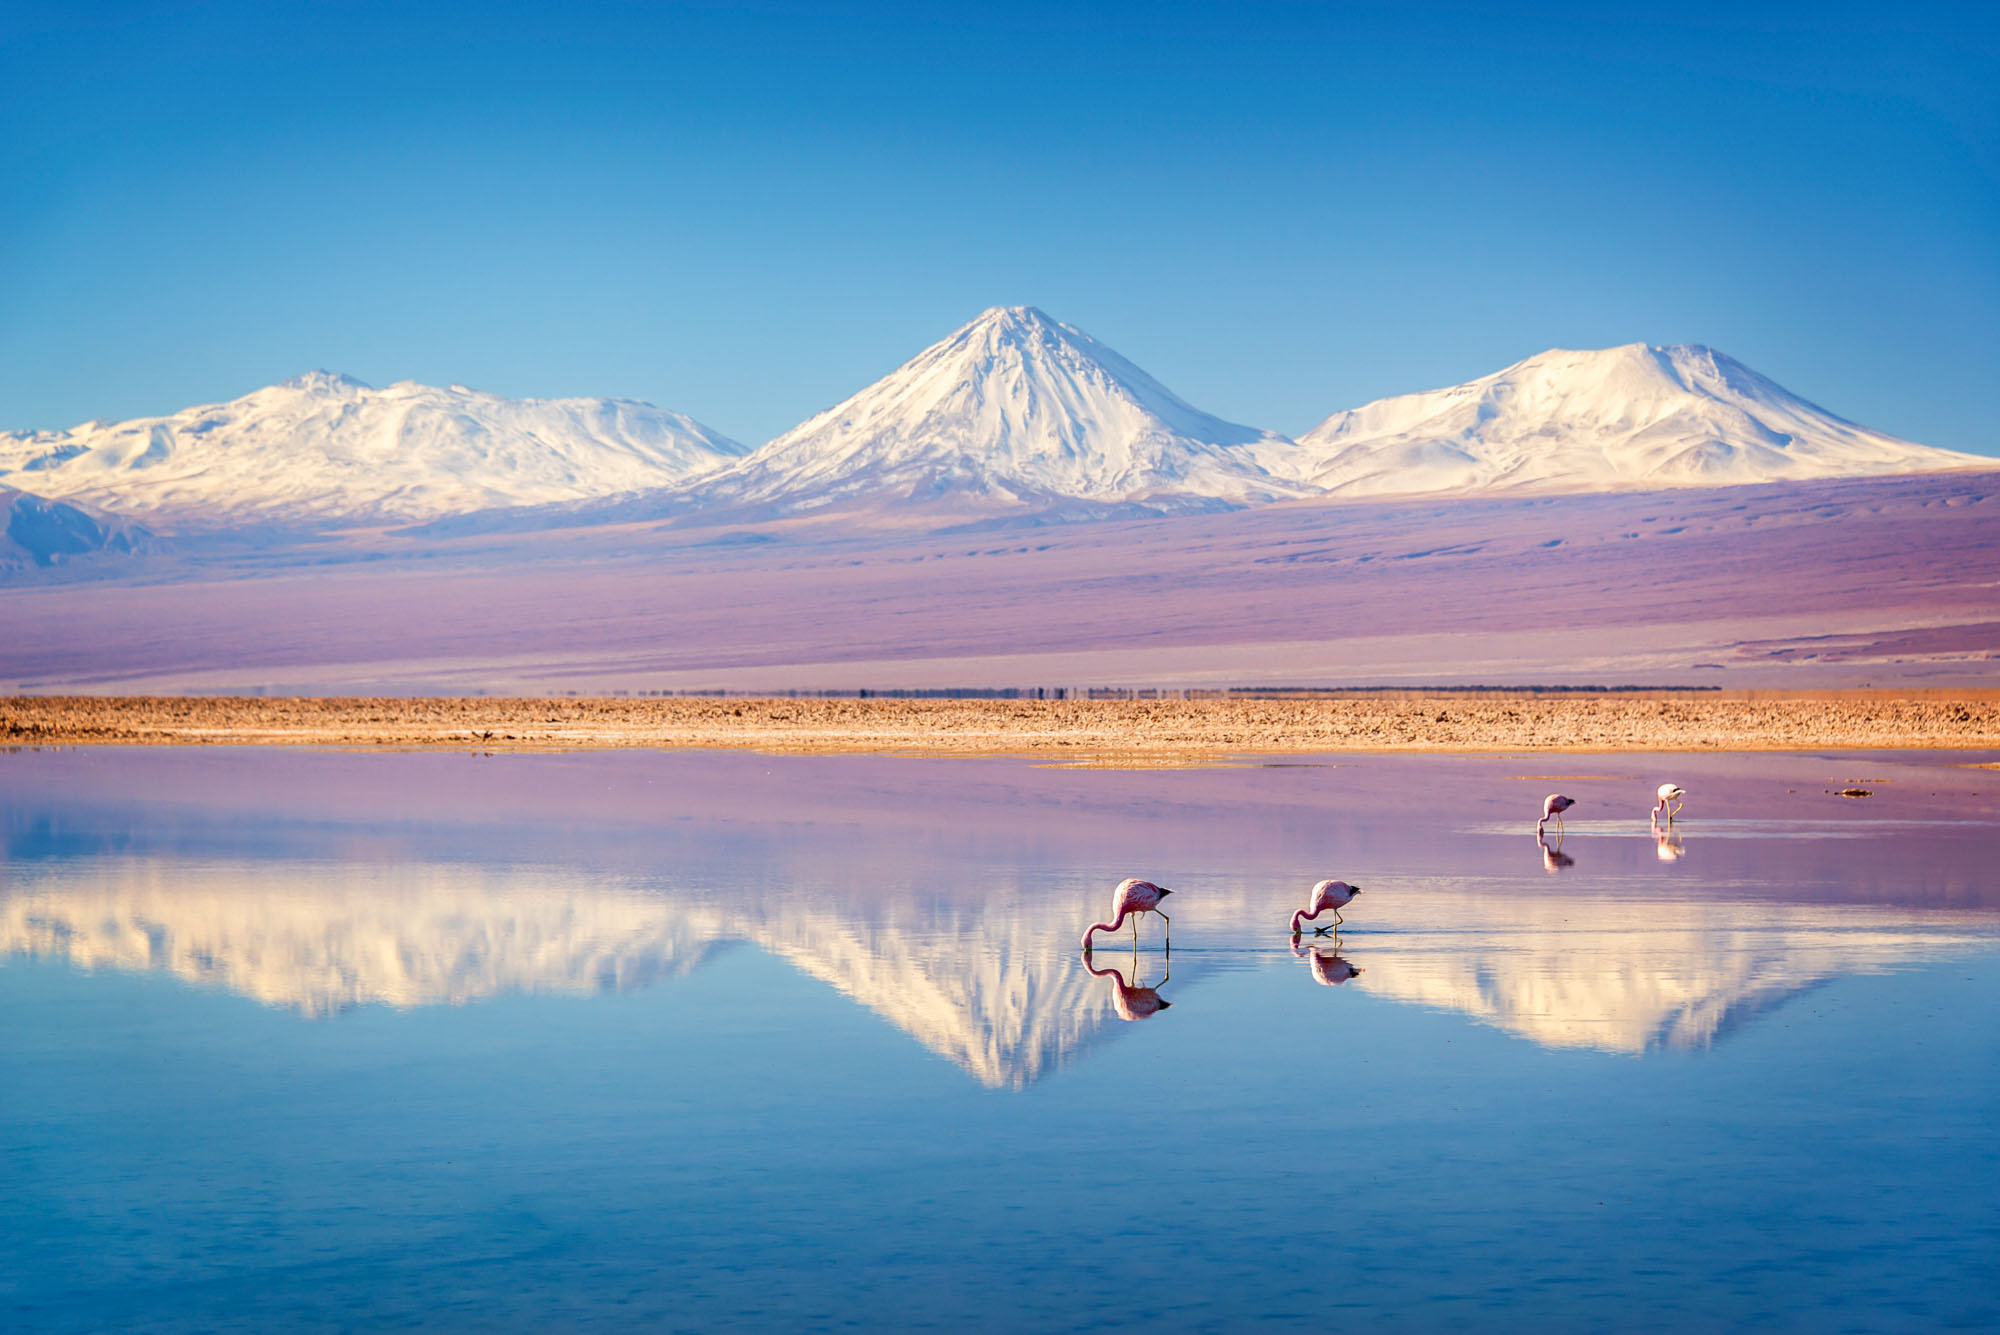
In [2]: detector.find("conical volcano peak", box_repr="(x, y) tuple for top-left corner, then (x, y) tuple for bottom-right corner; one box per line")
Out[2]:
(948, 305), (1082, 359)
(688, 307), (1305, 514)
(970, 304), (1053, 326)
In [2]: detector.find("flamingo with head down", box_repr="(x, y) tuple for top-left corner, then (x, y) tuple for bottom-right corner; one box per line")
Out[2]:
(1538, 793), (1575, 836)
(1080, 877), (1173, 954)
(1290, 879), (1362, 936)
(1652, 783), (1686, 823)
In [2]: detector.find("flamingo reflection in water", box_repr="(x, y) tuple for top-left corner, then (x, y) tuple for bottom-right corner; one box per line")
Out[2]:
(1655, 829), (1686, 862)
(1293, 942), (1364, 986)
(1080, 877), (1173, 955)
(1290, 879), (1363, 936)
(1538, 835), (1574, 872)
(1083, 948), (1172, 1021)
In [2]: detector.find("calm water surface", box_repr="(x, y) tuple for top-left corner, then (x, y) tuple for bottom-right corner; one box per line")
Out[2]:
(3, 747), (1997, 1332)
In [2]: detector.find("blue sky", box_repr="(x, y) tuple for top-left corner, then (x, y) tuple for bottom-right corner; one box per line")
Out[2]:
(4, 1), (1995, 453)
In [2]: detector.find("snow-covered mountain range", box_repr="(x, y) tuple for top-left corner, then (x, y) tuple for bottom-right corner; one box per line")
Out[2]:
(2, 316), (1988, 538)
(1289, 343), (1976, 497)
(0, 371), (746, 527)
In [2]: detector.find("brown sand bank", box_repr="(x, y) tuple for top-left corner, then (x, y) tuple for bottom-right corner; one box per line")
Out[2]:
(5, 692), (1998, 759)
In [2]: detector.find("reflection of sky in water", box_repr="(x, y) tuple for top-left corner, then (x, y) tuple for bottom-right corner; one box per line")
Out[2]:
(3, 748), (1997, 1331)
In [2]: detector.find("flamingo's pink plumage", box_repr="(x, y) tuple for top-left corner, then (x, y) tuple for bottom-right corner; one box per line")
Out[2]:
(1080, 877), (1173, 953)
(1538, 793), (1576, 835)
(1290, 878), (1362, 935)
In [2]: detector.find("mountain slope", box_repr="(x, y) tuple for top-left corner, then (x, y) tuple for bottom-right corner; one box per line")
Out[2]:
(687, 306), (1307, 516)
(1288, 343), (1986, 497)
(0, 372), (747, 528)
(1, 486), (151, 570)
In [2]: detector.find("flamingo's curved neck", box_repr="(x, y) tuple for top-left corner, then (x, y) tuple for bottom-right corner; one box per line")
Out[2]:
(1081, 908), (1130, 950)
(1290, 907), (1314, 933)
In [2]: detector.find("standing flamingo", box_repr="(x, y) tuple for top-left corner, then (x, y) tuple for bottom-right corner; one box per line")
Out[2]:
(1537, 793), (1576, 836)
(1652, 783), (1686, 823)
(1290, 879), (1362, 935)
(1080, 877), (1173, 954)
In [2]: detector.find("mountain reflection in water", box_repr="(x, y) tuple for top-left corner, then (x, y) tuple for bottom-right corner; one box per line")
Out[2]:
(5, 856), (1991, 1082)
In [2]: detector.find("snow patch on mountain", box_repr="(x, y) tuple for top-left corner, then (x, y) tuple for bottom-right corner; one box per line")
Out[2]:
(0, 375), (747, 528)
(691, 306), (1309, 515)
(1287, 343), (1986, 497)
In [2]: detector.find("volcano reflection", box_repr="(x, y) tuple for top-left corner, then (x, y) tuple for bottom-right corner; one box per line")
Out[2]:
(0, 860), (1229, 1089)
(2, 858), (1992, 1080)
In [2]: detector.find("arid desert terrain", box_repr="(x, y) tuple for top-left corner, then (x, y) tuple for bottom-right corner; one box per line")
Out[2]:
(7, 690), (1996, 758)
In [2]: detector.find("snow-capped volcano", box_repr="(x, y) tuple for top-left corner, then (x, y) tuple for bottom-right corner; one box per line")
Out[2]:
(691, 306), (1306, 515)
(1285, 343), (1985, 497)
(0, 373), (746, 528)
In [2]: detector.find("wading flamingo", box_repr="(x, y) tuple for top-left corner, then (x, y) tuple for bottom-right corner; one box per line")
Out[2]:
(1538, 793), (1576, 836)
(1293, 943), (1363, 986)
(1290, 879), (1362, 936)
(1652, 783), (1686, 823)
(1084, 951), (1172, 1020)
(1080, 877), (1173, 954)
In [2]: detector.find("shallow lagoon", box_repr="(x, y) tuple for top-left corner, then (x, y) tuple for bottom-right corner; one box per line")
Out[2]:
(4, 747), (1997, 1332)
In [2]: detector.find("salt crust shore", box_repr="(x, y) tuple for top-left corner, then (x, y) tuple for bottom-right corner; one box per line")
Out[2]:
(4, 692), (1997, 760)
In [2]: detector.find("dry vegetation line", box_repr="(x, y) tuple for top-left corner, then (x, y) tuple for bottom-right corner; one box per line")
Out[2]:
(4, 693), (1998, 757)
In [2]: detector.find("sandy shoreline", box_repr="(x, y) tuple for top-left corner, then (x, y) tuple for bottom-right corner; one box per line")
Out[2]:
(4, 692), (1998, 759)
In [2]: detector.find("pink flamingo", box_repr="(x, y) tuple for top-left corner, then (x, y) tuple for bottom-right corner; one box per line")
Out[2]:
(1294, 943), (1363, 986)
(1080, 877), (1173, 954)
(1084, 954), (1172, 1020)
(1537, 793), (1576, 836)
(1290, 879), (1362, 936)
(1652, 783), (1685, 823)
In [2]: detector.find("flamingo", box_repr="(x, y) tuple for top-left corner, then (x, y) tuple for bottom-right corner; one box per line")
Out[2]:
(1080, 877), (1173, 954)
(1294, 943), (1363, 986)
(1084, 952), (1172, 1020)
(1652, 783), (1686, 823)
(1538, 836), (1574, 872)
(1537, 793), (1575, 836)
(1290, 879), (1362, 936)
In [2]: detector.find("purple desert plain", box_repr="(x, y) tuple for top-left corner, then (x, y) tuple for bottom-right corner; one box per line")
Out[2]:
(2, 472), (1994, 694)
